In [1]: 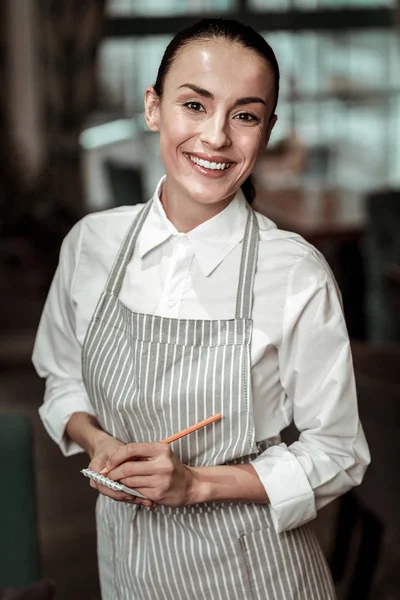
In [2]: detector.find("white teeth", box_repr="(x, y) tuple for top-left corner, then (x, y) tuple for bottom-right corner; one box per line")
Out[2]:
(189, 155), (231, 171)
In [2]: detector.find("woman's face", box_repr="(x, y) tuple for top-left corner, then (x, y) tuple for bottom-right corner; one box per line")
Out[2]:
(145, 39), (277, 209)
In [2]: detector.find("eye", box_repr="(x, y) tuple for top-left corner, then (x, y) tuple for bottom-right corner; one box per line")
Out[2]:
(235, 112), (259, 123)
(183, 101), (205, 112)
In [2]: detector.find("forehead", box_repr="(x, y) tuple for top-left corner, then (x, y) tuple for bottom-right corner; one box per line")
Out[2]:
(164, 39), (275, 99)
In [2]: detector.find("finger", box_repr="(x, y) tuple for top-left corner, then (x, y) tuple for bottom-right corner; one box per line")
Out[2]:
(88, 460), (104, 471)
(118, 476), (154, 490)
(108, 460), (156, 481)
(88, 460), (109, 474)
(138, 498), (155, 507)
(123, 496), (155, 508)
(106, 442), (168, 469)
(96, 485), (141, 503)
(88, 477), (154, 506)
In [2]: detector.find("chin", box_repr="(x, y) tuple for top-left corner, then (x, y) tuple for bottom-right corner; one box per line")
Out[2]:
(180, 179), (236, 207)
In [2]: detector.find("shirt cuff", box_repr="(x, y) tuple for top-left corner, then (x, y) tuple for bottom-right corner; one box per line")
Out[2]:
(38, 394), (96, 457)
(251, 443), (316, 533)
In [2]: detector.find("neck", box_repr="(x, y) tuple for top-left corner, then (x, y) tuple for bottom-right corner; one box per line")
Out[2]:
(160, 180), (234, 233)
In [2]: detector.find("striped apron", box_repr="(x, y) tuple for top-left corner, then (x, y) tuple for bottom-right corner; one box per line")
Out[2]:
(82, 200), (336, 600)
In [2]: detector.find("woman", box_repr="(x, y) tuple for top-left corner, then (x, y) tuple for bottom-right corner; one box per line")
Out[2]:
(33, 18), (370, 599)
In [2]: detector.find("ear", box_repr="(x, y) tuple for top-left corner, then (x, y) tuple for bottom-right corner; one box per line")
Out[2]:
(262, 114), (278, 150)
(144, 86), (161, 132)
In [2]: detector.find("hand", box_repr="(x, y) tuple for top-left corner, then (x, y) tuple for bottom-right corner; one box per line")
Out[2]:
(87, 434), (154, 507)
(106, 442), (195, 508)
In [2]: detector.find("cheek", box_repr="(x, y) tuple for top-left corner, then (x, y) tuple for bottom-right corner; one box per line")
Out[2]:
(160, 110), (197, 147)
(238, 130), (265, 162)
(158, 121), (192, 170)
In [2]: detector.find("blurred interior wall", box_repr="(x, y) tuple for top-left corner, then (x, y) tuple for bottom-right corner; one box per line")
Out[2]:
(2, 0), (107, 217)
(37, 0), (107, 215)
(3, 0), (44, 184)
(6, 0), (44, 185)
(0, 0), (33, 233)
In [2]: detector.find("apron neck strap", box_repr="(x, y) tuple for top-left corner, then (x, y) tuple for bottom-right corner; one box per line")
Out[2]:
(235, 205), (259, 320)
(105, 200), (153, 297)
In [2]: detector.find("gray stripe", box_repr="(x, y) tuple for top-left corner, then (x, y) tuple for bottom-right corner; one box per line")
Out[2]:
(106, 200), (152, 298)
(235, 207), (259, 320)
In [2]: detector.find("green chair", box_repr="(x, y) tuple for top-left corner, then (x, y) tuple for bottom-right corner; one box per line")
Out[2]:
(0, 414), (41, 587)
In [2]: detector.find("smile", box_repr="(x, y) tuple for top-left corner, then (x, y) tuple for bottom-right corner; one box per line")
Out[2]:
(188, 154), (232, 171)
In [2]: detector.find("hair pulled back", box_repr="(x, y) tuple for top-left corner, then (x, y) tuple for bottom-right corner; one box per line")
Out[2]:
(152, 18), (280, 204)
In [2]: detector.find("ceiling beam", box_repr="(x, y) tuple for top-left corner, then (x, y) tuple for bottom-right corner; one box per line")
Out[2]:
(105, 8), (395, 37)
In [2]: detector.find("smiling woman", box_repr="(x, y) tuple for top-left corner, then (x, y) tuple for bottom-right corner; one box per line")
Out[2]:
(33, 17), (369, 600)
(145, 44), (272, 229)
(148, 19), (279, 223)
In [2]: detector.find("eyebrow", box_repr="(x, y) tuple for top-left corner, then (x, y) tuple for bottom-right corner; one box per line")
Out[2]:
(178, 83), (266, 107)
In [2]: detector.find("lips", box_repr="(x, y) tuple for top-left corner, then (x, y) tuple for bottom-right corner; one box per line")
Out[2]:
(187, 152), (234, 163)
(185, 152), (235, 172)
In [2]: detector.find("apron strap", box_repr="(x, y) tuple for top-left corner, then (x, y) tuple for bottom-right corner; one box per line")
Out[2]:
(105, 200), (153, 297)
(235, 206), (259, 320)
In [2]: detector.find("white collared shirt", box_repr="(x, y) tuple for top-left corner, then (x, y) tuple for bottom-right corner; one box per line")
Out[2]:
(32, 177), (370, 533)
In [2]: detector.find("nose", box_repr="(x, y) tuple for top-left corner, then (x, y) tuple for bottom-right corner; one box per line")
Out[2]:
(199, 112), (231, 149)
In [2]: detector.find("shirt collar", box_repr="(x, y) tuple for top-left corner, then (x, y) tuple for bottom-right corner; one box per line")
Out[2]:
(138, 176), (249, 277)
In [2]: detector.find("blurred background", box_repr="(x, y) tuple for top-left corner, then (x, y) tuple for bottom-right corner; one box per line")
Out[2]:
(0, 1), (399, 599)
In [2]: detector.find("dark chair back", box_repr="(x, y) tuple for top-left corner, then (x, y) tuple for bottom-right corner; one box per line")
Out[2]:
(331, 342), (400, 598)
(104, 160), (145, 207)
(364, 190), (400, 341)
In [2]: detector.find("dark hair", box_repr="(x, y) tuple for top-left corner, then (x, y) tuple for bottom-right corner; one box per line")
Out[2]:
(153, 18), (280, 204)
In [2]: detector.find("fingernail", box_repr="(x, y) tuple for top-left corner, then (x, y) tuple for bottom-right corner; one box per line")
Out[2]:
(99, 467), (110, 474)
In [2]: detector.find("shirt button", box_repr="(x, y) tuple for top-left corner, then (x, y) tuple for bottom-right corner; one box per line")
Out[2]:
(167, 295), (176, 307)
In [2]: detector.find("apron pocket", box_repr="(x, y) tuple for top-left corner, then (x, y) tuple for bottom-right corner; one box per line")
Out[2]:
(238, 524), (336, 600)
(238, 527), (292, 600)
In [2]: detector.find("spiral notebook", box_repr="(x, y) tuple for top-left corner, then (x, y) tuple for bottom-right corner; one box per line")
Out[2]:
(81, 468), (147, 498)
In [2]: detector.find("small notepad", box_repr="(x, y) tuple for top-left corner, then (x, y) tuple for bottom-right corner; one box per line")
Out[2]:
(81, 468), (147, 499)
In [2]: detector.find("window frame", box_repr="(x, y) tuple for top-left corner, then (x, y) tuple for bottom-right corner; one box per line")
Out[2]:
(105, 6), (395, 37)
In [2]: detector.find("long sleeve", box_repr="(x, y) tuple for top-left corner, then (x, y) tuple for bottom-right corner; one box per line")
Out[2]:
(251, 249), (370, 533)
(32, 220), (96, 456)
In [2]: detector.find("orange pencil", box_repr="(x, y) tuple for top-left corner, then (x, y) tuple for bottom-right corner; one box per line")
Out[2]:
(100, 414), (222, 474)
(161, 413), (221, 444)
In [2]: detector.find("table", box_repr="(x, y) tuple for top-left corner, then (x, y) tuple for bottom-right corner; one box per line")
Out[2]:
(253, 185), (366, 245)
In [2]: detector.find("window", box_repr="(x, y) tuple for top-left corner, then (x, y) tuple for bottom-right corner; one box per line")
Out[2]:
(98, 36), (172, 116)
(250, 0), (395, 9)
(266, 29), (400, 188)
(107, 0), (235, 16)
(87, 0), (400, 209)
